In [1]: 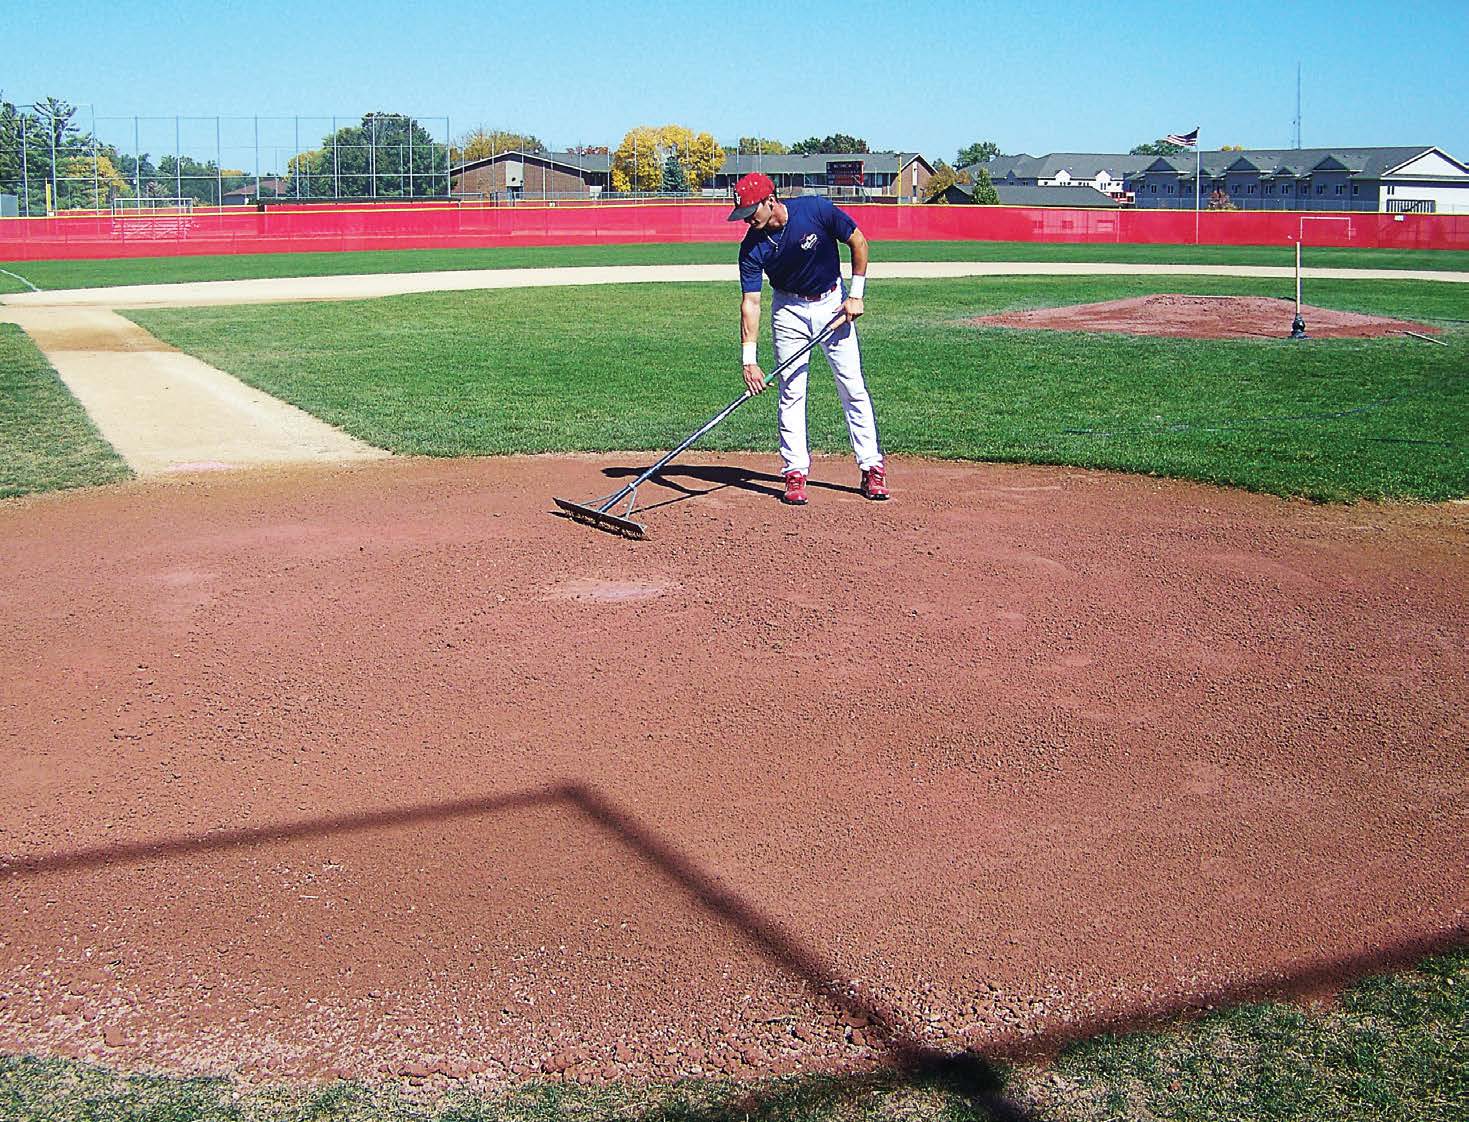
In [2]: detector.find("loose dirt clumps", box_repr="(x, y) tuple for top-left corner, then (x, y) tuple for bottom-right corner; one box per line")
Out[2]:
(969, 293), (1440, 339)
(0, 455), (1464, 1092)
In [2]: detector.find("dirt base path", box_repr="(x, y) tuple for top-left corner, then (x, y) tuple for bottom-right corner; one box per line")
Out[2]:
(2, 455), (1463, 1089)
(0, 306), (387, 474)
(3, 260), (1466, 311)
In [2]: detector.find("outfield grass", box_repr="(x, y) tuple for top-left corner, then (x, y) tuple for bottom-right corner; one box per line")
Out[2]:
(0, 323), (131, 499)
(2, 240), (1467, 293)
(1, 949), (1462, 1121)
(127, 274), (1469, 502)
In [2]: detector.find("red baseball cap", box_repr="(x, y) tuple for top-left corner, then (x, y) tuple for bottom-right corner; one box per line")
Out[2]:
(727, 172), (775, 221)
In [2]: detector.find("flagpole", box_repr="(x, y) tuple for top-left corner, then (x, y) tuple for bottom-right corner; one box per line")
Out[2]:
(1194, 130), (1201, 245)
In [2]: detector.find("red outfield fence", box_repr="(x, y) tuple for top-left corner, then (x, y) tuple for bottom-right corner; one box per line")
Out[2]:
(1, 201), (1466, 261)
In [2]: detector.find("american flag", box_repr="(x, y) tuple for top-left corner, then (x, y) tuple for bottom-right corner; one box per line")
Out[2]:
(1165, 127), (1199, 148)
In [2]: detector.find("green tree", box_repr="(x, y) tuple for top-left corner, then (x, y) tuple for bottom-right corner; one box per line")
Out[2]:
(296, 113), (446, 198)
(1130, 138), (1185, 156)
(0, 96), (22, 196)
(660, 153), (688, 193)
(970, 165), (1000, 205)
(956, 140), (1000, 167)
(736, 136), (789, 155)
(7, 97), (107, 212)
(152, 154), (234, 204)
(30, 97), (82, 153)
(790, 134), (868, 154)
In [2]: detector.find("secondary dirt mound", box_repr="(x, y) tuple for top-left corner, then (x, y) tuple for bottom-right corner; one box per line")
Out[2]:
(1, 455), (1464, 1094)
(970, 294), (1440, 339)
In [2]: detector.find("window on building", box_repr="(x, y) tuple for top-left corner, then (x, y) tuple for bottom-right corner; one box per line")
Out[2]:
(1150, 184), (1157, 193)
(1335, 185), (1344, 195)
(1317, 185), (1325, 194)
(1249, 185), (1256, 193)
(1168, 184), (1175, 193)
(1352, 185), (1359, 195)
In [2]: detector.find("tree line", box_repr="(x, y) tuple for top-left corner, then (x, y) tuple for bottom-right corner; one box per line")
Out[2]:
(8, 96), (1146, 210)
(0, 96), (453, 211)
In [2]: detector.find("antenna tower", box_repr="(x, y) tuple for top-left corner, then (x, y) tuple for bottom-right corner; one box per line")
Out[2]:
(1293, 64), (1302, 149)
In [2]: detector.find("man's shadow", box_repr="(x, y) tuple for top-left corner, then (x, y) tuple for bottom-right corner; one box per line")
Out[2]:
(599, 464), (861, 515)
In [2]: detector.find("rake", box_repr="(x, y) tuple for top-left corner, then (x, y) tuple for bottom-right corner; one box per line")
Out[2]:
(554, 318), (842, 540)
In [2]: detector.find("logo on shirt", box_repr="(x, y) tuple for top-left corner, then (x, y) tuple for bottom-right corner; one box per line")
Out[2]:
(800, 233), (819, 250)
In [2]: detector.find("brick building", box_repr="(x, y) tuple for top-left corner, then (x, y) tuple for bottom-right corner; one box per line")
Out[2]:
(453, 150), (613, 201)
(451, 149), (935, 202)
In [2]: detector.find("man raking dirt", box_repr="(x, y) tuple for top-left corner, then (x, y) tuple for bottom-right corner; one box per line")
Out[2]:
(555, 174), (889, 538)
(729, 172), (889, 506)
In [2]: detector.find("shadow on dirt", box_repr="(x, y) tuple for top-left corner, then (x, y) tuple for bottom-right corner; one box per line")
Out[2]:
(6, 782), (1464, 1121)
(599, 462), (864, 513)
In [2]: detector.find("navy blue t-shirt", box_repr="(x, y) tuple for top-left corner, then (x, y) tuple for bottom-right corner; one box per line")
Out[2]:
(738, 195), (858, 296)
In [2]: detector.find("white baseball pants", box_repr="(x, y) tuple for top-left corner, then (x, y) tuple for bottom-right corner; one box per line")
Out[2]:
(770, 286), (883, 477)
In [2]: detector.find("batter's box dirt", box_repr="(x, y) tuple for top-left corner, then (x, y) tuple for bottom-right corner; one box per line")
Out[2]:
(968, 294), (1440, 339)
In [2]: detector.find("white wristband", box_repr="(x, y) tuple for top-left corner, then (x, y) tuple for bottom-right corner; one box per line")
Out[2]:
(849, 275), (866, 299)
(742, 342), (756, 365)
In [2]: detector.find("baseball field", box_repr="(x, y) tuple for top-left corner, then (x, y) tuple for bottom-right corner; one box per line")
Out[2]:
(0, 243), (1465, 1121)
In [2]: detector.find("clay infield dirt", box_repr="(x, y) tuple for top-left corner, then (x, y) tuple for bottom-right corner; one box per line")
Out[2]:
(970, 293), (1439, 339)
(1, 453), (1465, 1091)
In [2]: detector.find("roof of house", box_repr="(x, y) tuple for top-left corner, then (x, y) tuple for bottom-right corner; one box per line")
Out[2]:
(720, 152), (930, 175)
(995, 184), (1122, 207)
(452, 150), (934, 179)
(452, 149), (613, 176)
(968, 146), (1465, 183)
(1134, 146), (1450, 179)
(940, 183), (1121, 207)
(968, 153), (1153, 179)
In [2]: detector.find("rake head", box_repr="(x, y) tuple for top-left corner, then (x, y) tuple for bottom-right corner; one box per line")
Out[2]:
(553, 497), (648, 540)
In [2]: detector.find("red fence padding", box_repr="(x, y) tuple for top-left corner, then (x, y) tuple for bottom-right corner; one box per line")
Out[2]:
(1, 201), (1466, 261)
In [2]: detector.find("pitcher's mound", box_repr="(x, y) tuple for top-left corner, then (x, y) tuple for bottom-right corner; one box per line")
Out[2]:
(970, 294), (1438, 340)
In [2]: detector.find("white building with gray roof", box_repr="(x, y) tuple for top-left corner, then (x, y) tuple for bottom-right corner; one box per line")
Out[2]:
(965, 147), (1468, 213)
(1129, 146), (1468, 212)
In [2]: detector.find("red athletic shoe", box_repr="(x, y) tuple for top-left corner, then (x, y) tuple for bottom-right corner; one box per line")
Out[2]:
(860, 462), (890, 501)
(783, 471), (809, 505)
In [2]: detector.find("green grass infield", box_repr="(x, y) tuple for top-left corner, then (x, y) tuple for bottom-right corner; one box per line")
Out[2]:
(0, 948), (1462, 1121)
(126, 274), (1469, 503)
(0, 323), (131, 499)
(2, 240), (1467, 293)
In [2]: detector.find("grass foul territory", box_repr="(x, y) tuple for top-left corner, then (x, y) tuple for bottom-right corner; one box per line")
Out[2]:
(0, 323), (130, 499)
(0, 949), (1462, 1121)
(127, 274), (1469, 503)
(2, 240), (1467, 293)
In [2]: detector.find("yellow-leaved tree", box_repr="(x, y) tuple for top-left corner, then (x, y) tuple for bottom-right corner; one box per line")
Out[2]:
(612, 126), (663, 192)
(682, 131), (724, 191)
(453, 129), (546, 163)
(612, 125), (724, 193)
(60, 154), (130, 207)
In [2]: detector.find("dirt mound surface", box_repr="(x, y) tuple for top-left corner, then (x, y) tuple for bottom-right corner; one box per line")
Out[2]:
(970, 294), (1439, 339)
(1, 455), (1464, 1092)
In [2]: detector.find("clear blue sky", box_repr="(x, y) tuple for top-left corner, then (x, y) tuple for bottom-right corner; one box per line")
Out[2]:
(6, 0), (1467, 164)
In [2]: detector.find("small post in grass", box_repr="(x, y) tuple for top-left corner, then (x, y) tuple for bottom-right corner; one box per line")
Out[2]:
(1291, 215), (1353, 340)
(1290, 239), (1308, 338)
